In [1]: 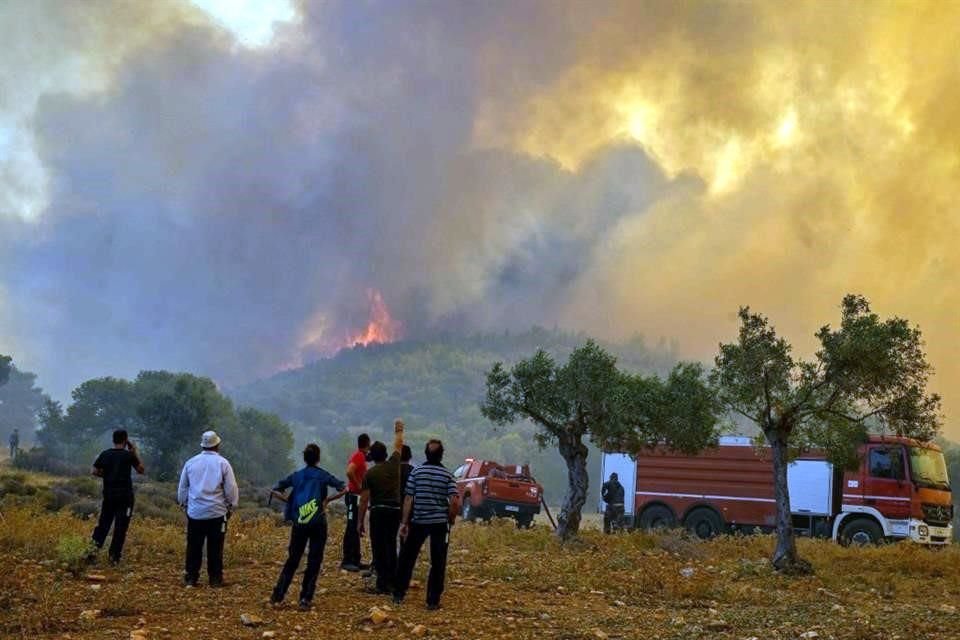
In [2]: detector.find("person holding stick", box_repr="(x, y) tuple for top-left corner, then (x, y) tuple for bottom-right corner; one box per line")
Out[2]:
(358, 419), (405, 594)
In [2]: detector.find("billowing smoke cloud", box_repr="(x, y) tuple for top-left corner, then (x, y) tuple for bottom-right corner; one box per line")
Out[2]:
(2, 2), (959, 434)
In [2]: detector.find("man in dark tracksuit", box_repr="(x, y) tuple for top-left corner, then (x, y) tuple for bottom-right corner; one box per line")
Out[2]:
(271, 443), (346, 610)
(393, 439), (459, 610)
(358, 420), (405, 594)
(91, 429), (145, 564)
(601, 472), (625, 534)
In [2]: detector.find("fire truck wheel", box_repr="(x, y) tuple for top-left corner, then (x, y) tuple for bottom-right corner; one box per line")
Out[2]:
(638, 505), (676, 531)
(840, 517), (883, 546)
(684, 507), (725, 539)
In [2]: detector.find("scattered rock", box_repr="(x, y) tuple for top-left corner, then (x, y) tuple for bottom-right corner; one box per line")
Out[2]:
(556, 586), (566, 593)
(539, 613), (551, 620)
(85, 573), (107, 582)
(130, 631), (147, 640)
(613, 600), (626, 607)
(412, 624), (427, 637)
(409, 580), (422, 590)
(705, 619), (730, 631)
(79, 610), (101, 621)
(136, 617), (147, 628)
(240, 613), (264, 627)
(799, 632), (820, 639)
(938, 604), (957, 614)
(89, 584), (101, 591)
(368, 607), (390, 625)
(261, 633), (276, 639)
(679, 566), (695, 578)
(592, 629), (608, 639)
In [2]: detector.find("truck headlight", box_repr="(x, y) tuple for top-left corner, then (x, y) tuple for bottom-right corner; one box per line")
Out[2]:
(918, 525), (929, 537)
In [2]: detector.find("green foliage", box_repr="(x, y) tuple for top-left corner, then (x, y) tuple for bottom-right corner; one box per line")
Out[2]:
(482, 340), (721, 539)
(0, 364), (50, 449)
(55, 534), (91, 576)
(711, 294), (941, 464)
(34, 371), (293, 486)
(233, 328), (679, 502)
(710, 294), (942, 571)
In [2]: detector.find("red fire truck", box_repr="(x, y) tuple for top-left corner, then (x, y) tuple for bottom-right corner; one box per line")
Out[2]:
(600, 435), (953, 545)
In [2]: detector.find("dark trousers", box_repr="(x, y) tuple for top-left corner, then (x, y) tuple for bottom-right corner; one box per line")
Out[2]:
(604, 504), (625, 534)
(394, 522), (450, 605)
(9, 444), (16, 460)
(272, 518), (327, 603)
(91, 494), (134, 561)
(370, 507), (401, 592)
(185, 516), (227, 583)
(342, 493), (362, 566)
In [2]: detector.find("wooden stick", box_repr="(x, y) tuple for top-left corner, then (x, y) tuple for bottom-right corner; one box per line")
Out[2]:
(540, 495), (557, 530)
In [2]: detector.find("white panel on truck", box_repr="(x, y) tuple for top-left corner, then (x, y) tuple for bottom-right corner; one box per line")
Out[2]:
(600, 453), (637, 515)
(787, 460), (833, 515)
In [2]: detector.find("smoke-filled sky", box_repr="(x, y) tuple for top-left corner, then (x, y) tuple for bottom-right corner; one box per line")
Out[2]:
(2, 1), (959, 433)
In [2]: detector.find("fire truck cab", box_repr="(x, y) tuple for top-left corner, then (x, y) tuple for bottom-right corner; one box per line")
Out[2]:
(602, 435), (953, 545)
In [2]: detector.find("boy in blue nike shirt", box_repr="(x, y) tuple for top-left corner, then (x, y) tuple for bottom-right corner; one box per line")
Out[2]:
(271, 443), (347, 609)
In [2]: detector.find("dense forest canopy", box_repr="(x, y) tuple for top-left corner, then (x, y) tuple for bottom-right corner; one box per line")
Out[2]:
(232, 327), (682, 501)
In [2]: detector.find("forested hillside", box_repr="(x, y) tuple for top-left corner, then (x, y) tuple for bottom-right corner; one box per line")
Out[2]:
(232, 327), (681, 501)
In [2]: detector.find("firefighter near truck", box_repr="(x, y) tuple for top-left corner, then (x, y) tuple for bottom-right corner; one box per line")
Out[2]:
(602, 435), (953, 545)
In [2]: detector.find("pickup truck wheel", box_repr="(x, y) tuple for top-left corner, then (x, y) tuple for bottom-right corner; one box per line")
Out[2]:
(684, 507), (725, 539)
(638, 505), (676, 531)
(516, 514), (533, 529)
(462, 500), (476, 522)
(840, 517), (883, 547)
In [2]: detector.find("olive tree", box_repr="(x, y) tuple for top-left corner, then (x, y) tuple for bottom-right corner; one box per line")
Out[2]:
(711, 295), (941, 574)
(482, 340), (721, 540)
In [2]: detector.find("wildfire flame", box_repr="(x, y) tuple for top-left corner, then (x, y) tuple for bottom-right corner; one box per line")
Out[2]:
(341, 289), (402, 348)
(281, 288), (402, 371)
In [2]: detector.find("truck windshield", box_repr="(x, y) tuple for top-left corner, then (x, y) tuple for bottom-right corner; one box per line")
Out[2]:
(909, 447), (951, 491)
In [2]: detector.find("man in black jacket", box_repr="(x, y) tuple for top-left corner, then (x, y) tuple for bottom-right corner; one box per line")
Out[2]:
(601, 472), (625, 534)
(91, 429), (145, 563)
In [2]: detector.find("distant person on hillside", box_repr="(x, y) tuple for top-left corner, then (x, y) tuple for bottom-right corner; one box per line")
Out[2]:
(270, 443), (347, 610)
(90, 429), (145, 564)
(342, 433), (371, 571)
(601, 472), (625, 534)
(177, 430), (239, 587)
(399, 444), (413, 496)
(9, 428), (19, 460)
(358, 420), (405, 594)
(393, 439), (459, 610)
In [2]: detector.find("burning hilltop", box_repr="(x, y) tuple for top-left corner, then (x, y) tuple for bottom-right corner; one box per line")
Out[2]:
(280, 289), (403, 371)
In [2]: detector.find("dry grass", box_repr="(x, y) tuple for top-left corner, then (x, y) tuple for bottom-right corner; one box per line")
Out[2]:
(1, 499), (960, 639)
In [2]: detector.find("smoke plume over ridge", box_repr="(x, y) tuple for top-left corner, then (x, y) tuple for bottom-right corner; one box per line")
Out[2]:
(2, 1), (959, 433)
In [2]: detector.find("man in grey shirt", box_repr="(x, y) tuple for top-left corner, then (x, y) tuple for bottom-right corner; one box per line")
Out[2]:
(177, 430), (239, 587)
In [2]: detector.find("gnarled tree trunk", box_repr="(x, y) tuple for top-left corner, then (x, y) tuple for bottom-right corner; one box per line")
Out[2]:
(768, 429), (813, 575)
(556, 432), (589, 540)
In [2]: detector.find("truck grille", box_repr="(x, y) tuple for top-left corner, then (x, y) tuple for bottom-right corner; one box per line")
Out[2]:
(921, 503), (953, 526)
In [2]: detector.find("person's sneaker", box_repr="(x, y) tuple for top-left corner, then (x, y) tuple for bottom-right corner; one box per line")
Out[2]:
(209, 578), (225, 588)
(357, 562), (371, 570)
(426, 602), (441, 611)
(108, 556), (121, 566)
(360, 569), (374, 578)
(270, 593), (283, 605)
(298, 599), (311, 611)
(340, 563), (360, 572)
(392, 595), (403, 606)
(183, 577), (198, 588)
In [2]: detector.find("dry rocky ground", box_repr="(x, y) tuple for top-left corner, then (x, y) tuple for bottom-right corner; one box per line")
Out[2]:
(2, 497), (960, 639)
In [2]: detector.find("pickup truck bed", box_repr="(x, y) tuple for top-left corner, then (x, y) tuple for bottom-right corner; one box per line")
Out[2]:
(454, 459), (543, 528)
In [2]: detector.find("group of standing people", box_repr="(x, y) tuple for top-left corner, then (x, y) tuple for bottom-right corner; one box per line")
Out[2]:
(86, 419), (460, 612)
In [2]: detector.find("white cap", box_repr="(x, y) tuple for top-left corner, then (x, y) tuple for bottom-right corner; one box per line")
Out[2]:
(201, 430), (222, 449)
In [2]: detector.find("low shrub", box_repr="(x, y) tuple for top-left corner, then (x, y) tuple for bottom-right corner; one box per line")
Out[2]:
(55, 533), (92, 576)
